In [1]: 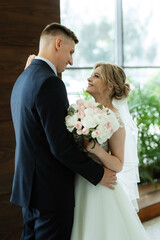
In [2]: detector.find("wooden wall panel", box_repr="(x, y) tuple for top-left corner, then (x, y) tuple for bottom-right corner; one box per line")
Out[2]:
(0, 1), (60, 239)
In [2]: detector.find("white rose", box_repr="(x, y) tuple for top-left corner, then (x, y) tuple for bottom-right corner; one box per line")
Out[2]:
(96, 125), (111, 144)
(65, 113), (78, 132)
(106, 111), (120, 131)
(94, 113), (107, 126)
(84, 100), (95, 108)
(81, 116), (97, 129)
(66, 126), (75, 132)
(69, 104), (77, 111)
(84, 108), (94, 117)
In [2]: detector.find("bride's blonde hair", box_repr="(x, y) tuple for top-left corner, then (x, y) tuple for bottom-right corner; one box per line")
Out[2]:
(94, 62), (130, 100)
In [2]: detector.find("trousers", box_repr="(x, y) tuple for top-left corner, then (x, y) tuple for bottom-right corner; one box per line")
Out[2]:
(21, 207), (74, 240)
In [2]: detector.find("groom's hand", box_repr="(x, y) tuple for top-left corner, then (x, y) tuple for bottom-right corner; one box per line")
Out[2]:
(100, 167), (117, 190)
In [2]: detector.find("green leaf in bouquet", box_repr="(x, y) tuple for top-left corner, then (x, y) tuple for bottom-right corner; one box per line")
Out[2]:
(91, 139), (97, 149)
(72, 128), (77, 134)
(83, 133), (92, 138)
(88, 137), (97, 149)
(97, 104), (103, 110)
(106, 109), (110, 114)
(89, 128), (97, 132)
(68, 107), (76, 116)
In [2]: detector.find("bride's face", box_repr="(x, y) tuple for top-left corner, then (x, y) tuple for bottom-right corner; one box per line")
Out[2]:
(86, 66), (108, 98)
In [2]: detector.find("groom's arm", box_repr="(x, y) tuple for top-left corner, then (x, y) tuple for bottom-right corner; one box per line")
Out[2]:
(36, 76), (117, 187)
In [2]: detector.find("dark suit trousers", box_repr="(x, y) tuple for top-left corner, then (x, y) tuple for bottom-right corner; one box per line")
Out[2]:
(21, 207), (74, 240)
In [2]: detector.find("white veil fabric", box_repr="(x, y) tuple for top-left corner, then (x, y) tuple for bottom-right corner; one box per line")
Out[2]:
(112, 98), (140, 212)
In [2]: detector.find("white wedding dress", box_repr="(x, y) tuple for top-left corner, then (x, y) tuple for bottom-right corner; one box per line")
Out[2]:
(71, 112), (149, 240)
(71, 174), (149, 240)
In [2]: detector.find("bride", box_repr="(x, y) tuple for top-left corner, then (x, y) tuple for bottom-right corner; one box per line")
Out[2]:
(70, 62), (149, 240)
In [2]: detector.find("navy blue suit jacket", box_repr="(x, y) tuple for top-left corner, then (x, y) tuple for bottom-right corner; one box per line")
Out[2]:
(10, 59), (104, 211)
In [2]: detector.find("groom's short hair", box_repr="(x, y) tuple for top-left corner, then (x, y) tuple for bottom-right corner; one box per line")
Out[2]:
(40, 22), (79, 44)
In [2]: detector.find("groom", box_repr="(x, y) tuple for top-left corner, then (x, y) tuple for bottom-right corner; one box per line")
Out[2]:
(10, 23), (117, 240)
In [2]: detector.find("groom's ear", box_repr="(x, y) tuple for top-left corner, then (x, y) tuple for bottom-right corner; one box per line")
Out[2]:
(54, 38), (62, 51)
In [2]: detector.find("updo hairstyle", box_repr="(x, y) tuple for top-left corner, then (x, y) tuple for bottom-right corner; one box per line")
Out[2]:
(94, 62), (130, 100)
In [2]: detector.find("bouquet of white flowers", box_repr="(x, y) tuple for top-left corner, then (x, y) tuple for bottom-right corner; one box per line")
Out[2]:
(65, 99), (120, 148)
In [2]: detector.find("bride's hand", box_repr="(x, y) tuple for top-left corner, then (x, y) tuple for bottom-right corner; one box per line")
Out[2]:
(83, 138), (99, 154)
(24, 54), (36, 69)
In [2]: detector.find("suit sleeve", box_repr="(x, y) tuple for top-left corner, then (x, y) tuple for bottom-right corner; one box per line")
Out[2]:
(35, 76), (104, 185)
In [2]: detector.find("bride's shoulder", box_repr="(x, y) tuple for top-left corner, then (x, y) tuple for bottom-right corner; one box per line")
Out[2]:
(114, 110), (125, 128)
(109, 105), (125, 128)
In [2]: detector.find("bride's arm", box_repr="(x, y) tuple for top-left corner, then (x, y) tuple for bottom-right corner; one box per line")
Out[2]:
(83, 127), (125, 173)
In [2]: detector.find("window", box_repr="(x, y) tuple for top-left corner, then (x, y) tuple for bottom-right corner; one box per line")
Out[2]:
(60, 0), (160, 103)
(123, 0), (160, 67)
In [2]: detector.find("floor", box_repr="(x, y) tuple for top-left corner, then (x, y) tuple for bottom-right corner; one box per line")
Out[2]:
(143, 216), (160, 240)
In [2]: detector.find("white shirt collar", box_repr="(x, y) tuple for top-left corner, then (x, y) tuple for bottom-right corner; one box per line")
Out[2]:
(35, 56), (57, 76)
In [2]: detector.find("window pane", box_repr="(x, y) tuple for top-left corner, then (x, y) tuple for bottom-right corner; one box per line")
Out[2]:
(125, 68), (160, 85)
(62, 69), (92, 104)
(123, 0), (160, 66)
(60, 0), (116, 67)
